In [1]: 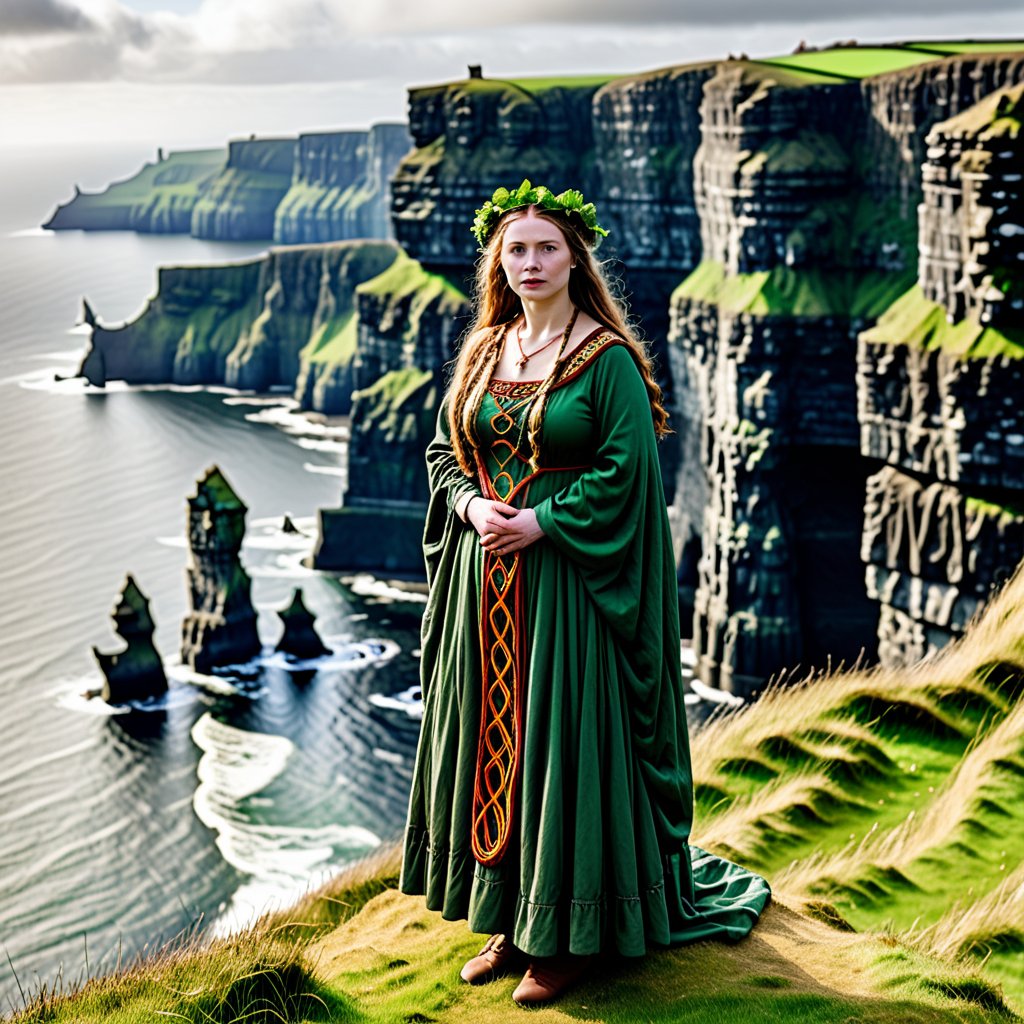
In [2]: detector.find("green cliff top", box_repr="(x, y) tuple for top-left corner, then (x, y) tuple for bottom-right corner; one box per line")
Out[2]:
(412, 73), (617, 97)
(755, 46), (955, 81)
(904, 39), (1024, 54)
(57, 147), (225, 206)
(860, 284), (1024, 359)
(189, 465), (246, 510)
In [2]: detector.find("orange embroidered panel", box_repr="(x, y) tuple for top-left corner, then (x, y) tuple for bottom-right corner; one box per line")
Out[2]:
(471, 392), (528, 866)
(487, 379), (541, 399)
(471, 339), (620, 866)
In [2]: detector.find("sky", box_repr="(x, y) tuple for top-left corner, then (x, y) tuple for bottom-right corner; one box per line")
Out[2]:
(0, 0), (1022, 149)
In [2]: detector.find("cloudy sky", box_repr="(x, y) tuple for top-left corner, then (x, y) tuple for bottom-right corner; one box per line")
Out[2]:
(1, 0), (1021, 148)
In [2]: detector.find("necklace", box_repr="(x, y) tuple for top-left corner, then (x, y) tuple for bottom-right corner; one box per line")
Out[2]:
(504, 309), (579, 457)
(515, 315), (572, 369)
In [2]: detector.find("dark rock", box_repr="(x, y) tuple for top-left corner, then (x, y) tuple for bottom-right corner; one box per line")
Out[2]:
(275, 589), (330, 659)
(311, 256), (471, 572)
(191, 137), (297, 241)
(180, 466), (261, 672)
(91, 574), (168, 704)
(856, 80), (1024, 665)
(274, 124), (413, 244)
(281, 514), (302, 534)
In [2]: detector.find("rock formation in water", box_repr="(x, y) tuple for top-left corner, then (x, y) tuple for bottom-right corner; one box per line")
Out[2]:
(274, 124), (413, 244)
(44, 148), (226, 233)
(180, 466), (261, 672)
(91, 575), (168, 703)
(275, 589), (330, 659)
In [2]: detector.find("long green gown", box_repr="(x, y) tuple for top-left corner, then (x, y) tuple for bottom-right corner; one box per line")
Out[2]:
(400, 326), (771, 957)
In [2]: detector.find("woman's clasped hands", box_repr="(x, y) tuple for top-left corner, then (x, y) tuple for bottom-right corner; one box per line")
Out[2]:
(467, 497), (544, 555)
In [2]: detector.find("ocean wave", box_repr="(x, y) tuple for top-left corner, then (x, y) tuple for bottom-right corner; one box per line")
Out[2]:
(191, 713), (380, 933)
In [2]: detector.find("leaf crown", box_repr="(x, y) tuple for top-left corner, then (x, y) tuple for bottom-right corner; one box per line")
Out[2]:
(471, 178), (609, 251)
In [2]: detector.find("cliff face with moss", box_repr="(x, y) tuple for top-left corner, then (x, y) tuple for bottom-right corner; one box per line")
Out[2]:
(274, 124), (412, 244)
(43, 148), (226, 233)
(857, 81), (1024, 665)
(381, 45), (1024, 684)
(78, 42), (1024, 676)
(81, 241), (401, 412)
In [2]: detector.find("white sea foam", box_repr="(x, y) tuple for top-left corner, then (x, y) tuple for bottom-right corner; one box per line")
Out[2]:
(347, 573), (428, 605)
(154, 535), (188, 548)
(250, 514), (318, 531)
(243, 404), (348, 440)
(191, 713), (380, 936)
(688, 678), (745, 708)
(295, 437), (347, 453)
(368, 685), (423, 720)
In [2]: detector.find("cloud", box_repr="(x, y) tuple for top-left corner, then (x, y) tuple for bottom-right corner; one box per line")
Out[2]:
(0, 0), (1020, 85)
(0, 0), (95, 35)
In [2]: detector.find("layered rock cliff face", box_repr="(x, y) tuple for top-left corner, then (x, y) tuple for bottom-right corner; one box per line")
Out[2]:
(81, 240), (400, 412)
(856, 81), (1024, 665)
(393, 76), (611, 273)
(670, 61), (908, 690)
(44, 148), (225, 233)
(191, 138), (297, 241)
(312, 257), (471, 572)
(274, 124), (412, 244)
(669, 54), (1024, 689)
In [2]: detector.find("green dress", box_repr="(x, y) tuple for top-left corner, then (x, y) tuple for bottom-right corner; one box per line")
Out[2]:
(400, 326), (771, 957)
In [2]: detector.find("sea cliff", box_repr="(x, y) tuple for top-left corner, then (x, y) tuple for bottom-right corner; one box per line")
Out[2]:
(45, 126), (411, 242)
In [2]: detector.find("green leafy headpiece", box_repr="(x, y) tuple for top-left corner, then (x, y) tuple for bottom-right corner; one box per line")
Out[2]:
(471, 178), (609, 252)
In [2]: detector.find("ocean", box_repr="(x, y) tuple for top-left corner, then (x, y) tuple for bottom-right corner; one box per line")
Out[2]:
(0, 143), (423, 1012)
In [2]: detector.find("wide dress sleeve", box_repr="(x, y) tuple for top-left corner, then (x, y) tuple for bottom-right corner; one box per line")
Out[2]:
(530, 344), (693, 851)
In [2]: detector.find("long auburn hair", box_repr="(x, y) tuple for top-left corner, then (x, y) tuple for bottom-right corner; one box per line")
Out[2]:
(447, 205), (670, 476)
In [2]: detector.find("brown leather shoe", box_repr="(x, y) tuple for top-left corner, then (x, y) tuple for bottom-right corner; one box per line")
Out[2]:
(460, 933), (516, 985)
(512, 954), (592, 1006)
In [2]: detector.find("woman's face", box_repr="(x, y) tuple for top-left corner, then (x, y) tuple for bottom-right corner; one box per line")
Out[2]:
(499, 207), (574, 304)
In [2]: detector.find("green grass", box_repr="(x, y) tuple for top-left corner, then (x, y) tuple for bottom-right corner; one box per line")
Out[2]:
(904, 41), (1024, 55)
(302, 310), (359, 366)
(674, 260), (913, 319)
(62, 148), (225, 206)
(755, 47), (953, 80)
(860, 284), (1024, 360)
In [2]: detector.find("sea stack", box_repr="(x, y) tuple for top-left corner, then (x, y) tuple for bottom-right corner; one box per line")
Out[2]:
(91, 574), (168, 703)
(181, 465), (261, 672)
(275, 588), (330, 659)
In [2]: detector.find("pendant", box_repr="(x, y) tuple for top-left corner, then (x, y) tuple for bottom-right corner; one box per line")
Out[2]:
(517, 355), (529, 368)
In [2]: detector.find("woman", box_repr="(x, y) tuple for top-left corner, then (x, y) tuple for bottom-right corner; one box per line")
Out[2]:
(400, 180), (770, 1007)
